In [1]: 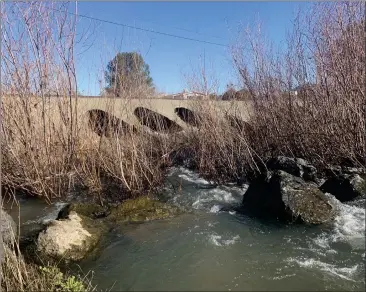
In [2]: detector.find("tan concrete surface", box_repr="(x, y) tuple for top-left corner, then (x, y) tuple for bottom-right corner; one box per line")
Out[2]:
(2, 97), (253, 131)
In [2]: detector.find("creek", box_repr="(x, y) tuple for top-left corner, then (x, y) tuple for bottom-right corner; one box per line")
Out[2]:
(5, 167), (365, 291)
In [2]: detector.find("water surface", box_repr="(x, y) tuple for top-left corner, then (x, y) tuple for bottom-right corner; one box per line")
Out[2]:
(4, 167), (365, 291)
(80, 168), (366, 291)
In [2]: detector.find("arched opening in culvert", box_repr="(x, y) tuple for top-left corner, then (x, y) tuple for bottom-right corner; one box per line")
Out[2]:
(88, 109), (137, 137)
(174, 107), (202, 128)
(226, 114), (254, 134)
(134, 107), (182, 133)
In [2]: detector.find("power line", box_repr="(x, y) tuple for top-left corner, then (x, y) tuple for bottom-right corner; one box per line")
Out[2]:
(128, 17), (226, 41)
(49, 7), (230, 48)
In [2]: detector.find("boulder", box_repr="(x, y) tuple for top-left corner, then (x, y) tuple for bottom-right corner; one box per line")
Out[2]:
(57, 197), (180, 225)
(242, 170), (335, 224)
(323, 166), (343, 180)
(320, 174), (366, 202)
(29, 197), (179, 264)
(37, 211), (102, 262)
(0, 208), (17, 246)
(342, 167), (366, 175)
(324, 166), (366, 177)
(267, 156), (317, 182)
(109, 196), (181, 223)
(296, 158), (318, 182)
(57, 203), (111, 220)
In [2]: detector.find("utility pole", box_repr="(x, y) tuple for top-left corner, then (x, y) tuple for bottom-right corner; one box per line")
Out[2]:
(203, 47), (207, 97)
(204, 47), (206, 77)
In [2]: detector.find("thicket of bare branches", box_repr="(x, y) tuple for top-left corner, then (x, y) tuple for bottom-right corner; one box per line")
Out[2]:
(172, 2), (365, 185)
(1, 1), (364, 204)
(1, 1), (80, 202)
(230, 2), (365, 170)
(1, 1), (167, 204)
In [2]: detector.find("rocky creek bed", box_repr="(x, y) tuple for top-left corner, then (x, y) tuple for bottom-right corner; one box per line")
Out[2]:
(1, 156), (365, 291)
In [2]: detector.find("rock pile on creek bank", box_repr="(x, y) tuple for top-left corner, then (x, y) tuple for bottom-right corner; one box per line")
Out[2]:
(241, 156), (365, 224)
(21, 197), (181, 264)
(12, 156), (366, 264)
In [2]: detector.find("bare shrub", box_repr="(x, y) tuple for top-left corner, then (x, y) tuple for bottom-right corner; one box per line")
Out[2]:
(1, 1), (82, 201)
(77, 129), (168, 205)
(174, 2), (365, 185)
(192, 104), (256, 183)
(181, 57), (258, 184)
(1, 2), (167, 203)
(231, 2), (366, 171)
(3, 1), (364, 203)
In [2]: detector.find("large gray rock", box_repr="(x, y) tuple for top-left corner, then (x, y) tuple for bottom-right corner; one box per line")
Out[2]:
(37, 211), (102, 262)
(324, 166), (366, 177)
(342, 167), (366, 175)
(320, 174), (366, 202)
(0, 208), (17, 246)
(267, 156), (317, 182)
(242, 170), (335, 224)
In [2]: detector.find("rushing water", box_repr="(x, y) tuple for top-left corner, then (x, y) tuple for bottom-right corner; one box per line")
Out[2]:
(80, 168), (365, 291)
(4, 167), (365, 291)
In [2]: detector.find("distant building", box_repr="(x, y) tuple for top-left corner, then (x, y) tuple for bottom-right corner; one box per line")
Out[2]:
(165, 89), (206, 100)
(290, 84), (317, 97)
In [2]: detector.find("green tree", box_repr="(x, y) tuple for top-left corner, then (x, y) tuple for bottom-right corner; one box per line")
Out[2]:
(104, 52), (154, 97)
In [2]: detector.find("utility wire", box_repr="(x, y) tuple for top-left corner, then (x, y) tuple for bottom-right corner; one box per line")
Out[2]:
(49, 7), (230, 48)
(128, 17), (226, 41)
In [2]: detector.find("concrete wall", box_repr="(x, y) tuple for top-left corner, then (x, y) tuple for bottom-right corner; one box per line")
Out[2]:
(2, 97), (254, 132)
(74, 98), (253, 129)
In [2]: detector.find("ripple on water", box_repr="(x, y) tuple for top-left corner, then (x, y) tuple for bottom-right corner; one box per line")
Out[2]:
(79, 168), (366, 291)
(208, 233), (241, 247)
(311, 194), (366, 251)
(173, 167), (213, 185)
(287, 195), (365, 285)
(166, 168), (245, 213)
(287, 257), (360, 282)
(23, 202), (68, 225)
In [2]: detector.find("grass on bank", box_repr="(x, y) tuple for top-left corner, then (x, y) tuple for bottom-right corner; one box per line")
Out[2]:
(2, 246), (95, 292)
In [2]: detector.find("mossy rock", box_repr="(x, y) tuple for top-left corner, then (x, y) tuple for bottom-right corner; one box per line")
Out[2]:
(34, 211), (108, 265)
(21, 210), (108, 267)
(57, 203), (110, 220)
(278, 171), (336, 224)
(242, 170), (336, 224)
(286, 187), (335, 224)
(58, 213), (106, 263)
(21, 197), (180, 266)
(320, 173), (366, 202)
(109, 196), (181, 223)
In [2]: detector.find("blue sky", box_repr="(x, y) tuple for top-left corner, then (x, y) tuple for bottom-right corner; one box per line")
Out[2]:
(74, 2), (309, 96)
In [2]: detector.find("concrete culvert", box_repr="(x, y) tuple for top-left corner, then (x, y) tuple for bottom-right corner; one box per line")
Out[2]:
(88, 109), (137, 137)
(226, 114), (253, 133)
(134, 107), (182, 133)
(174, 107), (202, 128)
